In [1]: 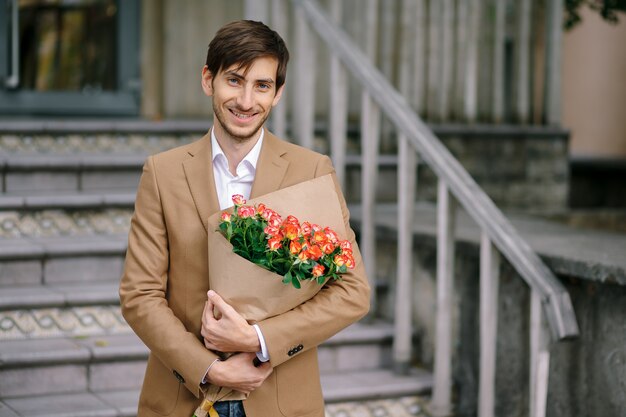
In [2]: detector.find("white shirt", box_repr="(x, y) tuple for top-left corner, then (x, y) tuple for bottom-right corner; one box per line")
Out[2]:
(210, 127), (270, 363)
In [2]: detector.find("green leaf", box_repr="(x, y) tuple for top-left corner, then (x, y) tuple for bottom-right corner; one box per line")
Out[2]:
(291, 275), (301, 289)
(283, 271), (292, 285)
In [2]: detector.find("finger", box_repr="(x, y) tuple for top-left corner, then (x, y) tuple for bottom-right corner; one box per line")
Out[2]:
(204, 296), (218, 322)
(208, 290), (235, 317)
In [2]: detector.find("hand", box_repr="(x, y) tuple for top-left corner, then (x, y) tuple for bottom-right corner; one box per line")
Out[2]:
(205, 352), (272, 395)
(201, 290), (261, 353)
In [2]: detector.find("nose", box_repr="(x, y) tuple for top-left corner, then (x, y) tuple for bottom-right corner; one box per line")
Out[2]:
(236, 86), (254, 111)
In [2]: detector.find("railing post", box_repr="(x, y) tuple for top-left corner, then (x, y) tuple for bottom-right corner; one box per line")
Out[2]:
(464, 0), (481, 122)
(515, 0), (532, 124)
(270, 0), (288, 139)
(544, 0), (563, 126)
(478, 232), (500, 417)
(431, 180), (457, 417)
(328, 0), (347, 189)
(530, 290), (552, 417)
(293, 4), (316, 149)
(412, 0), (426, 114)
(492, 0), (506, 123)
(360, 0), (380, 314)
(393, 136), (417, 374)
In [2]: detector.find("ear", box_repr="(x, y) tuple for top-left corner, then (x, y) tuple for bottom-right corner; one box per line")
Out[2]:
(272, 84), (285, 107)
(201, 65), (214, 97)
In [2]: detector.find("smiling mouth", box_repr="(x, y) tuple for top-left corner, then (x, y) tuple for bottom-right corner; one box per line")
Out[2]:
(230, 109), (257, 120)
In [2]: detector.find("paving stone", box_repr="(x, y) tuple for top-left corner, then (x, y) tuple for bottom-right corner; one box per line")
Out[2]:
(0, 261), (41, 287)
(0, 364), (87, 397)
(81, 172), (141, 191)
(44, 257), (123, 284)
(5, 173), (78, 193)
(0, 338), (88, 367)
(3, 392), (115, 417)
(89, 361), (146, 391)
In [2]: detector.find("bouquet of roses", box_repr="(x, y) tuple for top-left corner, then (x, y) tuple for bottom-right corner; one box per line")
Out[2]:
(196, 174), (356, 414)
(218, 194), (355, 289)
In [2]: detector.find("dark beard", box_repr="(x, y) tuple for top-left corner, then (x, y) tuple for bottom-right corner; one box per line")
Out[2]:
(213, 102), (271, 143)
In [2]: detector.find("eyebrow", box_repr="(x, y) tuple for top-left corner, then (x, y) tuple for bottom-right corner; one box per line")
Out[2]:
(223, 70), (275, 85)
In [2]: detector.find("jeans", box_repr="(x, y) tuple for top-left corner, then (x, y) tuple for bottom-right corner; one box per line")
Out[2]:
(213, 400), (246, 417)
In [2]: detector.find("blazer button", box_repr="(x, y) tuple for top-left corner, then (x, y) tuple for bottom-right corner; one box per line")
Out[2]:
(297, 344), (303, 351)
(288, 350), (294, 356)
(173, 370), (185, 383)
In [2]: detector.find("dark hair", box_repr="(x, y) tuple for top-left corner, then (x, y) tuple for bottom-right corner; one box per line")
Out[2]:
(205, 20), (290, 89)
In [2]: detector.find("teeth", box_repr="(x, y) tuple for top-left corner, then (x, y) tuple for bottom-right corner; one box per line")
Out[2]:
(232, 110), (254, 119)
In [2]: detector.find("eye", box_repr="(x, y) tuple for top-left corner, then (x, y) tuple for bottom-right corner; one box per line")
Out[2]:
(227, 78), (240, 85)
(258, 83), (271, 90)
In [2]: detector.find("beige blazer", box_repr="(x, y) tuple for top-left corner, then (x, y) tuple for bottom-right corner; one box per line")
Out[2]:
(120, 131), (370, 417)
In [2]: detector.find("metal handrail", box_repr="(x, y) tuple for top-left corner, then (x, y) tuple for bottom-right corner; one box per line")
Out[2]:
(293, 0), (579, 341)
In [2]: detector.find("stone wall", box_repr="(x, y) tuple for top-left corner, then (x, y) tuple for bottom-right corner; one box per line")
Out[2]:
(344, 125), (570, 213)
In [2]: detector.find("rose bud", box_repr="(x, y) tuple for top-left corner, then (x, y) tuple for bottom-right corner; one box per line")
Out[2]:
(267, 215), (282, 227)
(231, 194), (246, 206)
(268, 237), (282, 251)
(298, 251), (310, 262)
(307, 245), (323, 261)
(333, 255), (346, 267)
(256, 203), (266, 215)
(313, 230), (327, 244)
(311, 223), (322, 232)
(283, 223), (299, 240)
(322, 241), (336, 255)
(344, 253), (355, 269)
(340, 240), (353, 253)
(285, 215), (299, 225)
(220, 212), (232, 222)
(312, 264), (325, 278)
(300, 221), (312, 236)
(237, 206), (255, 218)
(324, 227), (339, 244)
(264, 225), (281, 237)
(289, 240), (303, 255)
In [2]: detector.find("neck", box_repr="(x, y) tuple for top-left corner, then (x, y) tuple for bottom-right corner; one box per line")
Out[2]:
(213, 124), (262, 175)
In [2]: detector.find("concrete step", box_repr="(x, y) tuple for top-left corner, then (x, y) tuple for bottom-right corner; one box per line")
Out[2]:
(0, 322), (399, 399)
(0, 373), (432, 417)
(0, 191), (135, 211)
(0, 235), (127, 287)
(0, 282), (119, 310)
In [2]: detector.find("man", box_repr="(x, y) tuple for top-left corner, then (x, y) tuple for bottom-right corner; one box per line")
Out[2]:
(120, 20), (370, 417)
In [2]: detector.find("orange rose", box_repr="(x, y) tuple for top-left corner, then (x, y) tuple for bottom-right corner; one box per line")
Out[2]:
(256, 203), (266, 215)
(285, 215), (299, 225)
(340, 240), (353, 253)
(267, 215), (282, 227)
(237, 205), (255, 218)
(312, 264), (325, 277)
(264, 225), (281, 237)
(324, 227), (339, 244)
(300, 221), (312, 236)
(298, 251), (310, 262)
(313, 230), (327, 244)
(268, 237), (282, 251)
(220, 212), (232, 222)
(289, 240), (302, 255)
(322, 241), (336, 255)
(344, 253), (355, 269)
(283, 223), (300, 240)
(334, 255), (346, 267)
(232, 194), (246, 206)
(307, 245), (323, 261)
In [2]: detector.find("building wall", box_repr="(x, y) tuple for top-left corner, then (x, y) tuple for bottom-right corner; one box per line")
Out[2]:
(562, 8), (626, 158)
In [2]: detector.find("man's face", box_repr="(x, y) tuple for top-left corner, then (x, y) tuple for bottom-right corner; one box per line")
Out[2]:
(202, 56), (284, 144)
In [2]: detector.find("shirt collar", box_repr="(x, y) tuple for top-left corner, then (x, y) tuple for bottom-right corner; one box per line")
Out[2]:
(211, 127), (264, 171)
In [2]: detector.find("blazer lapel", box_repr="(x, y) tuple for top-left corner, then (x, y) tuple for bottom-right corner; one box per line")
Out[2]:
(182, 133), (220, 232)
(250, 131), (290, 199)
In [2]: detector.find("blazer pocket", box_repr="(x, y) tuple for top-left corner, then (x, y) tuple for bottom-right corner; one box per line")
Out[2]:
(275, 348), (324, 416)
(139, 354), (181, 416)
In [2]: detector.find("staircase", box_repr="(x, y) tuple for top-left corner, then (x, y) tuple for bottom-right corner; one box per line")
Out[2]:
(0, 124), (432, 417)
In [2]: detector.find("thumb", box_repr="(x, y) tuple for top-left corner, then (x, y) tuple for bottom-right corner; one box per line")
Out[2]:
(207, 290), (234, 316)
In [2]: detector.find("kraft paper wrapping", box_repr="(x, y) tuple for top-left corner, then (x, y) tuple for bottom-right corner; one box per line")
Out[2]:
(202, 174), (346, 403)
